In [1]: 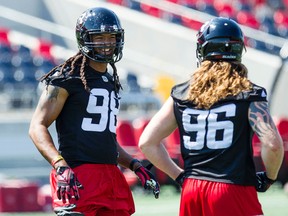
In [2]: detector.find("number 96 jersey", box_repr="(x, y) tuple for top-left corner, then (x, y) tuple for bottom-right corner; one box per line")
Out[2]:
(171, 81), (267, 186)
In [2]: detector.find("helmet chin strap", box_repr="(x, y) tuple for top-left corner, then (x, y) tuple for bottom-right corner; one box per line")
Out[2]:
(196, 47), (202, 67)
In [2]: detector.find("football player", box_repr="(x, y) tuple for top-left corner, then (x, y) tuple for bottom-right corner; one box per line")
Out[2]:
(139, 17), (284, 216)
(29, 7), (160, 216)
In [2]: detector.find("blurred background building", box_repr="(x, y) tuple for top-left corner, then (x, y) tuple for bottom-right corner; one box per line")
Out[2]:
(0, 0), (287, 212)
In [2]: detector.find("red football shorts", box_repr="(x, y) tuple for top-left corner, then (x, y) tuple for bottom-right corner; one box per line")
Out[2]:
(180, 178), (263, 216)
(50, 164), (135, 216)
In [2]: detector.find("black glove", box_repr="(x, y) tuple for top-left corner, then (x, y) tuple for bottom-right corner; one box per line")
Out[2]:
(134, 163), (160, 199)
(56, 166), (83, 203)
(175, 171), (185, 187)
(54, 204), (84, 216)
(256, 171), (276, 192)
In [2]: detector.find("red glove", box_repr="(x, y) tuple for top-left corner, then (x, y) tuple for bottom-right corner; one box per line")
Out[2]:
(55, 166), (83, 203)
(134, 163), (160, 199)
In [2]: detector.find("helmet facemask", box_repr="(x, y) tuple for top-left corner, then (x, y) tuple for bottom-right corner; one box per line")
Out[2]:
(82, 31), (124, 63)
(76, 7), (125, 63)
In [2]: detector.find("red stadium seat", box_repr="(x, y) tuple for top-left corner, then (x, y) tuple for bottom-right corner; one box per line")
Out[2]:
(117, 119), (137, 146)
(36, 39), (53, 60)
(122, 169), (139, 188)
(274, 10), (288, 28)
(252, 134), (261, 157)
(274, 117), (288, 185)
(275, 117), (288, 163)
(19, 182), (42, 212)
(0, 184), (19, 212)
(37, 184), (53, 212)
(116, 120), (144, 185)
(0, 180), (42, 212)
(276, 117), (288, 141)
(213, 1), (235, 18)
(252, 134), (264, 171)
(166, 0), (179, 3)
(132, 117), (150, 144)
(0, 27), (10, 45)
(236, 11), (260, 29)
(116, 119), (141, 157)
(181, 16), (203, 30)
(106, 0), (123, 5)
(140, 3), (162, 18)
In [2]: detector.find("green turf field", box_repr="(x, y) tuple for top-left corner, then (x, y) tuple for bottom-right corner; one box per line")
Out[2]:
(0, 184), (287, 216)
(134, 184), (288, 216)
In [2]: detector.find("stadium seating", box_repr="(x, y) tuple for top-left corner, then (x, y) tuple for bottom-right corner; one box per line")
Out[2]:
(106, 0), (286, 55)
(0, 28), (57, 109)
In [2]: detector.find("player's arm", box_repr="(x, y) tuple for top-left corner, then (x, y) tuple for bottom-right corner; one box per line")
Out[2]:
(248, 101), (284, 180)
(29, 85), (69, 168)
(139, 97), (184, 181)
(116, 142), (136, 168)
(116, 140), (160, 198)
(30, 85), (83, 202)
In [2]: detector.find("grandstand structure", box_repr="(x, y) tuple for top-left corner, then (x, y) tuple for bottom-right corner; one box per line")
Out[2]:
(0, 0), (287, 117)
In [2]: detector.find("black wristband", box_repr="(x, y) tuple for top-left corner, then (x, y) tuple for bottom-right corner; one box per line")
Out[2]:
(175, 172), (185, 186)
(129, 159), (140, 171)
(56, 166), (69, 175)
(263, 172), (276, 184)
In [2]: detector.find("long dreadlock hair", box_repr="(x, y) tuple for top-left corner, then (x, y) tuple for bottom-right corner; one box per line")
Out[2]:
(41, 51), (122, 95)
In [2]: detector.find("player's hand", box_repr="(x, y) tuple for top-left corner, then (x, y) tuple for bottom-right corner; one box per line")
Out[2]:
(175, 171), (185, 187)
(134, 164), (160, 199)
(255, 171), (275, 192)
(56, 166), (83, 202)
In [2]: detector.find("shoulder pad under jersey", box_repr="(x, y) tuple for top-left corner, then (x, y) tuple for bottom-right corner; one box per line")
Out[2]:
(44, 65), (80, 86)
(226, 84), (267, 102)
(171, 81), (190, 102)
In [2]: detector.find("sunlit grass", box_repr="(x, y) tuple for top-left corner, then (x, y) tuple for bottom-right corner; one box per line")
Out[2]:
(0, 184), (287, 216)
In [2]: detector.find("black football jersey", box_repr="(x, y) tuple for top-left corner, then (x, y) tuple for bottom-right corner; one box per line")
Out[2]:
(171, 81), (267, 185)
(46, 66), (120, 168)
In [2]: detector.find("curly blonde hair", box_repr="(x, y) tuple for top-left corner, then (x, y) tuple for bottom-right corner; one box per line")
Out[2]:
(187, 60), (252, 109)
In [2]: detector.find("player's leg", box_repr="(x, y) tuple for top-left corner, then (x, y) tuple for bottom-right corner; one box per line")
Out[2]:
(50, 164), (135, 215)
(179, 179), (263, 216)
(99, 165), (135, 215)
(97, 209), (131, 216)
(203, 182), (263, 216)
(179, 178), (203, 216)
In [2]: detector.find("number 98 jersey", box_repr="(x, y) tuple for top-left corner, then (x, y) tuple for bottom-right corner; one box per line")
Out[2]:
(171, 81), (267, 185)
(47, 66), (120, 168)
